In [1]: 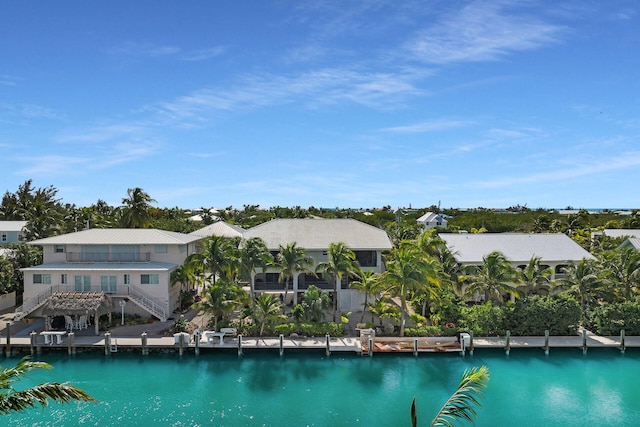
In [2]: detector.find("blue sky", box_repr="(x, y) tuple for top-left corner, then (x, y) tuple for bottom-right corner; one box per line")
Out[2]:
(1, 1), (639, 210)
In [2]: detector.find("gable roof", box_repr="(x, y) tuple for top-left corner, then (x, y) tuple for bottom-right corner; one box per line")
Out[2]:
(242, 218), (393, 251)
(189, 221), (245, 238)
(0, 221), (27, 231)
(439, 233), (595, 264)
(602, 229), (640, 239)
(619, 237), (640, 251)
(28, 228), (202, 246)
(417, 212), (445, 223)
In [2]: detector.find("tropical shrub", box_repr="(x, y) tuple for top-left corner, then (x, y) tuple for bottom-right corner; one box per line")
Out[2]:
(590, 299), (640, 335)
(507, 295), (581, 336)
(460, 302), (508, 336)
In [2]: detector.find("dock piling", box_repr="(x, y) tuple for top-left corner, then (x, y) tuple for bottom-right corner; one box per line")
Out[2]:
(68, 332), (75, 355)
(544, 330), (549, 355)
(30, 331), (36, 356)
(104, 332), (111, 356)
(325, 334), (331, 356)
(582, 329), (588, 355)
(469, 331), (474, 356)
(413, 338), (418, 357)
(5, 322), (10, 356)
(238, 334), (243, 356)
(368, 337), (373, 357)
(621, 329), (625, 354)
(505, 330), (511, 355)
(194, 332), (200, 356)
(141, 332), (148, 355)
(279, 334), (284, 357)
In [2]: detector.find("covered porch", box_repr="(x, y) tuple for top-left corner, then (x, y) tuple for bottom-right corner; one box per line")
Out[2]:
(41, 292), (114, 335)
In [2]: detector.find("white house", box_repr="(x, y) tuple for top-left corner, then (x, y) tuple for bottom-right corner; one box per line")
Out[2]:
(601, 229), (640, 239)
(189, 220), (245, 239)
(416, 212), (447, 229)
(242, 218), (393, 311)
(439, 233), (596, 280)
(0, 221), (27, 244)
(18, 228), (203, 324)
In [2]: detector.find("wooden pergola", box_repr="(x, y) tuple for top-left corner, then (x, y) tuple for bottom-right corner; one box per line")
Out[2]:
(42, 292), (113, 335)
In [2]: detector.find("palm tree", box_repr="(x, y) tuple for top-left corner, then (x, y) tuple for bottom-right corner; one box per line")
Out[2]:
(119, 187), (156, 228)
(191, 235), (238, 286)
(277, 243), (313, 303)
(462, 251), (519, 304)
(384, 246), (440, 336)
(301, 285), (331, 322)
(368, 297), (400, 327)
(252, 294), (284, 336)
(240, 237), (273, 299)
(517, 256), (553, 296)
(559, 258), (610, 315)
(315, 242), (358, 322)
(601, 248), (640, 301)
(411, 366), (490, 427)
(0, 357), (95, 415)
(350, 270), (384, 322)
(194, 279), (246, 331)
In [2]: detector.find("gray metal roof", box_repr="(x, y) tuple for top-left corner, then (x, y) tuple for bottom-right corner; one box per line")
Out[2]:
(439, 233), (595, 264)
(189, 221), (245, 238)
(0, 220), (27, 231)
(22, 261), (177, 272)
(29, 228), (202, 246)
(242, 218), (393, 251)
(602, 229), (640, 239)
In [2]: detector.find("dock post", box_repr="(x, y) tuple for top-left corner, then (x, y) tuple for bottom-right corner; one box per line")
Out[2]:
(325, 334), (331, 357)
(68, 332), (75, 355)
(5, 322), (10, 356)
(279, 334), (284, 357)
(238, 334), (243, 356)
(469, 331), (474, 356)
(621, 329), (625, 354)
(582, 329), (588, 355)
(544, 330), (549, 355)
(104, 332), (111, 356)
(413, 338), (418, 357)
(368, 337), (373, 357)
(30, 331), (37, 356)
(505, 330), (511, 355)
(194, 332), (200, 356)
(178, 333), (184, 356)
(141, 332), (148, 356)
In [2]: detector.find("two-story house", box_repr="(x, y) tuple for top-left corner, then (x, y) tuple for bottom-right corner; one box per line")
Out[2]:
(242, 218), (393, 311)
(0, 221), (27, 244)
(18, 228), (202, 326)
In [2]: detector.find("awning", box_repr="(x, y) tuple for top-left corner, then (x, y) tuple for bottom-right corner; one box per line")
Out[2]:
(41, 292), (114, 317)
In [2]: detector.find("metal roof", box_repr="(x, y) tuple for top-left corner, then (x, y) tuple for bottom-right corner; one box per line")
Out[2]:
(29, 228), (203, 246)
(22, 261), (177, 272)
(0, 220), (27, 231)
(189, 221), (245, 238)
(242, 218), (393, 251)
(602, 229), (640, 239)
(439, 233), (595, 264)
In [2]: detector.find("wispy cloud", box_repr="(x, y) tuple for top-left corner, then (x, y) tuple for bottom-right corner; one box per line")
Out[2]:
(406, 0), (564, 64)
(181, 46), (227, 61)
(109, 42), (225, 61)
(16, 155), (89, 177)
(57, 124), (147, 143)
(0, 75), (19, 86)
(381, 119), (475, 133)
(0, 102), (65, 123)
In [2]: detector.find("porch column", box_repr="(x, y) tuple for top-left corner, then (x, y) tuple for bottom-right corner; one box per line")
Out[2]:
(293, 273), (299, 305)
(335, 277), (341, 312)
(94, 314), (99, 335)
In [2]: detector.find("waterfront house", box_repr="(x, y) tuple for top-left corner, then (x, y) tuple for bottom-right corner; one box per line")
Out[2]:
(242, 218), (393, 311)
(416, 212), (447, 229)
(189, 220), (245, 239)
(439, 232), (596, 286)
(18, 228), (203, 324)
(0, 220), (27, 244)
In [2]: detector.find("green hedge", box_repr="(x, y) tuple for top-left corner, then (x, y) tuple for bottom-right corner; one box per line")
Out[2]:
(238, 322), (344, 337)
(507, 295), (581, 336)
(591, 300), (640, 335)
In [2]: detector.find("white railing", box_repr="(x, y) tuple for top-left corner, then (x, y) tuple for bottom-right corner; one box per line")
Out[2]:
(15, 284), (168, 322)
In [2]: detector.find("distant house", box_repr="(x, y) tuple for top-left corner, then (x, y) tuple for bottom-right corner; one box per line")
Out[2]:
(242, 218), (393, 310)
(189, 221), (245, 239)
(601, 229), (640, 239)
(439, 233), (595, 282)
(0, 221), (27, 244)
(18, 228), (203, 323)
(416, 212), (447, 229)
(619, 238), (640, 251)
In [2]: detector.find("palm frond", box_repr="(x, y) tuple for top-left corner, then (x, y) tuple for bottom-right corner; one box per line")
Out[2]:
(430, 366), (490, 427)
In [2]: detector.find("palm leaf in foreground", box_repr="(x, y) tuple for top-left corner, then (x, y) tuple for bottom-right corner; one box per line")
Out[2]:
(429, 366), (490, 427)
(0, 356), (96, 415)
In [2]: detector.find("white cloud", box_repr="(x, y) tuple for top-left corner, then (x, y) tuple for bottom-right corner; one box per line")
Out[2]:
(381, 119), (475, 133)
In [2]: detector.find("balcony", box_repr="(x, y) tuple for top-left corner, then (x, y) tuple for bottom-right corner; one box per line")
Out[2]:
(66, 252), (151, 262)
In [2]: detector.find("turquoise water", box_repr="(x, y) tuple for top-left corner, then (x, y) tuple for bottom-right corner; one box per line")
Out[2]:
(6, 348), (640, 426)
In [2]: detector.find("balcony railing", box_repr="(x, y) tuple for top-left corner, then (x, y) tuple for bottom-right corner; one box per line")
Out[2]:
(66, 252), (151, 262)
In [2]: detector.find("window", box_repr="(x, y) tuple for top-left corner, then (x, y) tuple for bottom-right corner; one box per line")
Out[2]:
(54, 245), (65, 253)
(33, 274), (51, 284)
(61, 274), (67, 284)
(141, 274), (159, 284)
(180, 245), (187, 253)
(155, 245), (168, 253)
(354, 251), (377, 267)
(74, 275), (91, 291)
(124, 274), (131, 285)
(1, 233), (6, 242)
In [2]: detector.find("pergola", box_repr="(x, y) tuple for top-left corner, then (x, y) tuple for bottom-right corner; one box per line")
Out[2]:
(42, 292), (113, 335)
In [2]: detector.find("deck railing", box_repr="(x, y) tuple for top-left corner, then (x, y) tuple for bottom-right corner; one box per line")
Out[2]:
(65, 252), (151, 262)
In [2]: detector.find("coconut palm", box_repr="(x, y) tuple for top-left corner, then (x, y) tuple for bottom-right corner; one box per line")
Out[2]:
(384, 246), (440, 336)
(601, 248), (640, 301)
(350, 270), (384, 322)
(277, 242), (313, 303)
(252, 294), (285, 336)
(315, 242), (358, 322)
(240, 237), (273, 298)
(119, 187), (156, 228)
(411, 365), (490, 427)
(462, 251), (519, 304)
(0, 357), (95, 415)
(194, 279), (246, 331)
(558, 258), (611, 315)
(191, 235), (238, 286)
(517, 256), (553, 296)
(301, 285), (331, 322)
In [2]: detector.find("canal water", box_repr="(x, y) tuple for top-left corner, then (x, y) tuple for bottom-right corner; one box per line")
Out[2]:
(6, 348), (640, 426)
